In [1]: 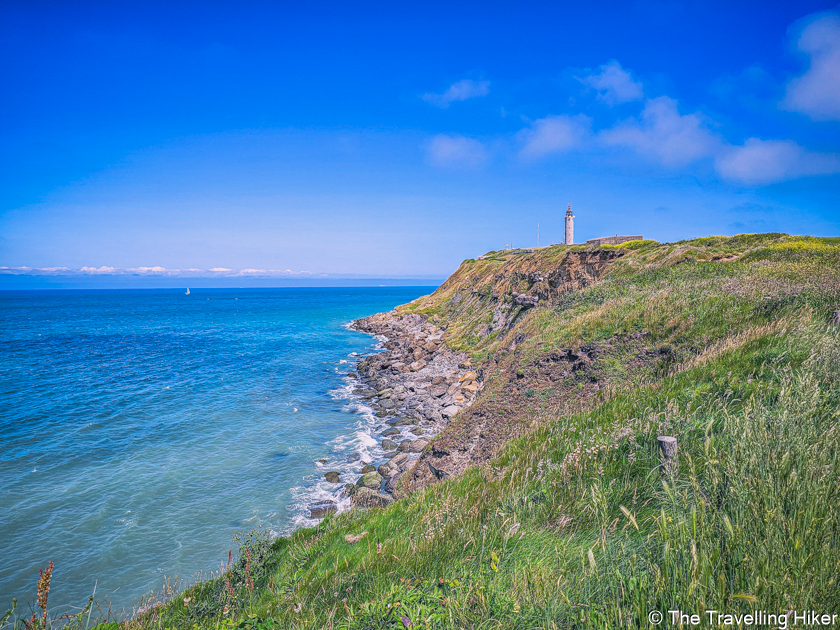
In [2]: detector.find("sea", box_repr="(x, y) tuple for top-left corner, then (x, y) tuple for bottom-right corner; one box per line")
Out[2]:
(0, 287), (431, 616)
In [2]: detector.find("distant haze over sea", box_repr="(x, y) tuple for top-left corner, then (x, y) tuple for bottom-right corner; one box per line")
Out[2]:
(0, 273), (444, 290)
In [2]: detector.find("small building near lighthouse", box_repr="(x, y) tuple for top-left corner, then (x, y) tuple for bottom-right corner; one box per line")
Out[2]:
(586, 234), (644, 246)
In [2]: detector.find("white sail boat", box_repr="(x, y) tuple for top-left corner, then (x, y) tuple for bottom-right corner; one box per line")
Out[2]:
(185, 288), (190, 295)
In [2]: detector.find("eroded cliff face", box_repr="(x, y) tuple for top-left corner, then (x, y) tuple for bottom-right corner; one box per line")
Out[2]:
(405, 248), (623, 353)
(485, 248), (622, 302)
(348, 246), (630, 497)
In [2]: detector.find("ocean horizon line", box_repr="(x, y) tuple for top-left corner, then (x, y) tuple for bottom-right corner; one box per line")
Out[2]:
(0, 277), (445, 290)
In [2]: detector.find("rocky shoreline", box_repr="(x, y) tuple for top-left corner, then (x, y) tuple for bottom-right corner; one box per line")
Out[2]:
(307, 311), (482, 517)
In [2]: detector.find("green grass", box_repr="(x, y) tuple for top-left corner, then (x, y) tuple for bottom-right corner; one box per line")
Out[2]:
(110, 326), (839, 629)
(7, 234), (840, 629)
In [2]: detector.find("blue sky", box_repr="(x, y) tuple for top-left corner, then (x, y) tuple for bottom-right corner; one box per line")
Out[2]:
(1, 0), (839, 285)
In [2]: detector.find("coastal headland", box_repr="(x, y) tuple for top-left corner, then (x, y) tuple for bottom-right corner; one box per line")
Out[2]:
(9, 233), (840, 629)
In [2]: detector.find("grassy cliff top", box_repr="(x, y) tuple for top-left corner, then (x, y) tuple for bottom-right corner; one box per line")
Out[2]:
(12, 234), (840, 630)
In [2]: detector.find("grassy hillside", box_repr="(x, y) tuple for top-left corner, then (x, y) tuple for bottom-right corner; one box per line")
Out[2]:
(8, 234), (840, 630)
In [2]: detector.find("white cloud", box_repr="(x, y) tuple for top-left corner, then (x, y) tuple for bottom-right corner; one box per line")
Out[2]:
(80, 266), (117, 274)
(426, 134), (488, 168)
(781, 13), (840, 121)
(423, 79), (490, 109)
(132, 266), (168, 273)
(518, 114), (592, 158)
(715, 138), (840, 185)
(582, 60), (644, 105)
(600, 97), (721, 167)
(0, 267), (371, 278)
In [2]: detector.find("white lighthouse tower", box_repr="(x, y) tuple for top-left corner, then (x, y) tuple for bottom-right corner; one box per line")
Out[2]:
(564, 204), (574, 245)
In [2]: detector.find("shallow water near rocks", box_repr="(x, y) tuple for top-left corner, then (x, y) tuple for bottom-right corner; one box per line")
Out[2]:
(0, 287), (430, 616)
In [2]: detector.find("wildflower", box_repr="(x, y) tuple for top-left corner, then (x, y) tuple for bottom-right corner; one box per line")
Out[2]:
(30, 561), (53, 628)
(246, 549), (254, 592)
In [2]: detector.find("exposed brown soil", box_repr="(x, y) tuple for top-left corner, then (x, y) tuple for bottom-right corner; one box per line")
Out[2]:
(399, 333), (666, 494)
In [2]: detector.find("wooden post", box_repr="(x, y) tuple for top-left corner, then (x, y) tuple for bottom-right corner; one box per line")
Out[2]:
(658, 436), (678, 475)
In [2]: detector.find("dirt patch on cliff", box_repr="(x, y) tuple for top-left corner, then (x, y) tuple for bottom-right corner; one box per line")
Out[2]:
(398, 332), (672, 495)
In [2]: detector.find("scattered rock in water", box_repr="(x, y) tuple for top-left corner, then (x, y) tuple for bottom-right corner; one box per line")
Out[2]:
(324, 471), (341, 483)
(318, 458), (328, 464)
(348, 311), (478, 501)
(358, 471), (383, 489)
(382, 438), (398, 450)
(346, 452), (362, 462)
(361, 464), (376, 474)
(308, 500), (337, 519)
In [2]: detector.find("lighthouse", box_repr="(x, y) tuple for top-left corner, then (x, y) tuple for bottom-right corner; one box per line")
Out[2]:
(564, 204), (574, 245)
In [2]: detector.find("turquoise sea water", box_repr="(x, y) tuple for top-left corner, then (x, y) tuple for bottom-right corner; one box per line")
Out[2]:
(0, 287), (430, 616)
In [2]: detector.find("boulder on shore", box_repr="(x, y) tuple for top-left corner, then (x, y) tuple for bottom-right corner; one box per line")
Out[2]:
(358, 471), (383, 489)
(382, 438), (398, 450)
(442, 405), (460, 418)
(390, 452), (409, 467)
(409, 439), (430, 453)
(352, 487), (394, 508)
(430, 385), (448, 398)
(384, 472), (401, 493)
(308, 500), (337, 519)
